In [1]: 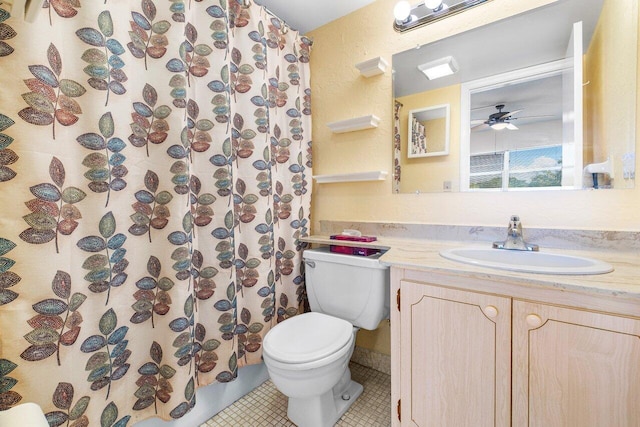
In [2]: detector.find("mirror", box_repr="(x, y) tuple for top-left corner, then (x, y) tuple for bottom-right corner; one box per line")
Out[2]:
(392, 0), (637, 193)
(408, 104), (450, 158)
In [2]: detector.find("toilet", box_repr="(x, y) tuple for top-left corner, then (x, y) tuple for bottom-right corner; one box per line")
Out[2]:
(263, 247), (390, 427)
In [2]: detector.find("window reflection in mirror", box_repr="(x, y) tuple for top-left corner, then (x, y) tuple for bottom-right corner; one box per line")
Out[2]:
(391, 0), (637, 193)
(462, 61), (574, 191)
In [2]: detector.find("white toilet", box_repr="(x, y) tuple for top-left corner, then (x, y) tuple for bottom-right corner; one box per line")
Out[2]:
(263, 247), (390, 427)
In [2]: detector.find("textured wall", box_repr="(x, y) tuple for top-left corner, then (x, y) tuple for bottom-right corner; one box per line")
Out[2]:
(307, 0), (640, 232)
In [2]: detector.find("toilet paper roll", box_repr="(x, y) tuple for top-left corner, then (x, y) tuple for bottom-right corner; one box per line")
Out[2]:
(0, 402), (49, 427)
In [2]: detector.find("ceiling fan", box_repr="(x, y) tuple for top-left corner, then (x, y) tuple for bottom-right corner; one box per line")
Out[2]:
(471, 104), (522, 131)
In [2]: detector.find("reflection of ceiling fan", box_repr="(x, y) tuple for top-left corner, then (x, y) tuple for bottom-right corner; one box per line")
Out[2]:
(471, 104), (522, 131)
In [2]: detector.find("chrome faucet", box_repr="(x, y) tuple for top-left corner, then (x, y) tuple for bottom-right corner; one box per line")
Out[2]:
(493, 215), (539, 251)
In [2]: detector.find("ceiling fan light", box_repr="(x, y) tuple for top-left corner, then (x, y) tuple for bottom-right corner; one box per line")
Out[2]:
(394, 1), (412, 23)
(417, 56), (458, 80)
(491, 122), (509, 130)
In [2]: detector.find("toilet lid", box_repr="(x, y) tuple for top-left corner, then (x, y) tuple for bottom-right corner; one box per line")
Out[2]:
(264, 312), (353, 364)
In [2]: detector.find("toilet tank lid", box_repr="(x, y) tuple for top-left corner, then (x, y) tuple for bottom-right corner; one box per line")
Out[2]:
(303, 247), (388, 269)
(264, 312), (353, 364)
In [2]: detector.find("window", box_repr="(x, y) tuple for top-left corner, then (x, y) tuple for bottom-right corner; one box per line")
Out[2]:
(470, 145), (562, 190)
(470, 152), (504, 189)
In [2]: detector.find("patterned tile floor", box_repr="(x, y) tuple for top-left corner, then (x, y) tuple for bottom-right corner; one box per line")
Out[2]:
(201, 363), (391, 426)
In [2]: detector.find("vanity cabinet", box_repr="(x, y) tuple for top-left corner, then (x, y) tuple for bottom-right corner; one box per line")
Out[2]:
(397, 278), (511, 426)
(391, 267), (640, 427)
(512, 300), (640, 427)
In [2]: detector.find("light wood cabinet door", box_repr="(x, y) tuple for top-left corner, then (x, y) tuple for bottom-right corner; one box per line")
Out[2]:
(512, 300), (640, 427)
(399, 280), (511, 427)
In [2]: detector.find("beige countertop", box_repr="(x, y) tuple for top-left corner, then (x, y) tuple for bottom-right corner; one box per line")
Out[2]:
(301, 235), (640, 305)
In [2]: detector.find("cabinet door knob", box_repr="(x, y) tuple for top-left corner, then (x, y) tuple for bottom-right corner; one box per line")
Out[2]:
(484, 305), (498, 318)
(526, 314), (543, 328)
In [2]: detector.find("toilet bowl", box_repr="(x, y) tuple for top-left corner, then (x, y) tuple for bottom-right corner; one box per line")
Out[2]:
(263, 248), (390, 427)
(263, 312), (363, 427)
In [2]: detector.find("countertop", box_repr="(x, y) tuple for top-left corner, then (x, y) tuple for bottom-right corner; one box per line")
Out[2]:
(300, 235), (640, 305)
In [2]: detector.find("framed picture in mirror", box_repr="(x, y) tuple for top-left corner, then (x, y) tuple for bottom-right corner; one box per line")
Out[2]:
(407, 104), (450, 158)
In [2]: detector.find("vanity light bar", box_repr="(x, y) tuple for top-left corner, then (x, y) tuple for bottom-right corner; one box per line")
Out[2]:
(394, 0), (493, 33)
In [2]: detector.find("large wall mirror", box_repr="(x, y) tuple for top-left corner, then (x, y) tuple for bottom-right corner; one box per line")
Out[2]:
(392, 0), (637, 193)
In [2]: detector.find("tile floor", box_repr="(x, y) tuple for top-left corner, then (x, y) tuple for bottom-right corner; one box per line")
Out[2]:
(201, 362), (391, 426)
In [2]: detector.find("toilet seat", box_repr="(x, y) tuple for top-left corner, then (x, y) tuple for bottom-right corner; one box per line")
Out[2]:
(264, 312), (353, 366)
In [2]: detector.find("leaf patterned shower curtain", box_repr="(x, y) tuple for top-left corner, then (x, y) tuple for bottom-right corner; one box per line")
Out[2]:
(0, 0), (312, 424)
(393, 101), (402, 193)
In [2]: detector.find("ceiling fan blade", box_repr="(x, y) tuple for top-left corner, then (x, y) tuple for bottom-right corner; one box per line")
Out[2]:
(471, 123), (490, 131)
(470, 119), (486, 125)
(518, 114), (557, 119)
(470, 104), (501, 111)
(506, 123), (519, 130)
(498, 109), (523, 120)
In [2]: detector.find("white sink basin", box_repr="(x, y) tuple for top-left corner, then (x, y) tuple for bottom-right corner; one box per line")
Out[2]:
(439, 247), (613, 275)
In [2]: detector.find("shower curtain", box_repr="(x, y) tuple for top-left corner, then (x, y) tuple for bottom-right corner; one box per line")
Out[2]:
(393, 101), (402, 193)
(0, 0), (312, 424)
(411, 116), (427, 155)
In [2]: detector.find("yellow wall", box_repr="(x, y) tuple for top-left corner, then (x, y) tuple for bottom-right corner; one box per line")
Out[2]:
(397, 86), (460, 192)
(308, 0), (640, 233)
(424, 118), (446, 152)
(584, 0), (637, 182)
(308, 0), (640, 354)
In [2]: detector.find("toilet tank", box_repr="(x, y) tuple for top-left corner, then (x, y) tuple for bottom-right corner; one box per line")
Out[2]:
(303, 247), (390, 330)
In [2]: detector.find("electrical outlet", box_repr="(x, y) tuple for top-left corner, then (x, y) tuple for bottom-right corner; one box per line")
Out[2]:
(443, 181), (452, 191)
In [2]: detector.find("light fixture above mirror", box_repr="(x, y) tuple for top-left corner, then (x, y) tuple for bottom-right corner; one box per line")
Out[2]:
(393, 0), (492, 32)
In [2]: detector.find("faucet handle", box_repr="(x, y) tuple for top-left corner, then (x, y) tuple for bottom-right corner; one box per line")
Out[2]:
(508, 215), (521, 232)
(495, 215), (539, 251)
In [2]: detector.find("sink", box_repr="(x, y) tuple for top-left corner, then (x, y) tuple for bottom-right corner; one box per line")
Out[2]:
(439, 247), (614, 275)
